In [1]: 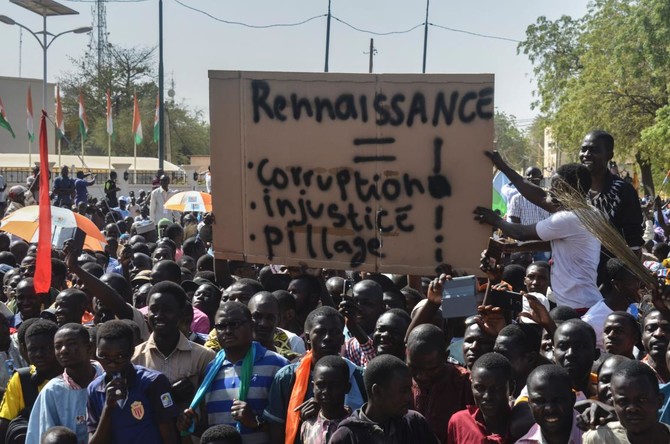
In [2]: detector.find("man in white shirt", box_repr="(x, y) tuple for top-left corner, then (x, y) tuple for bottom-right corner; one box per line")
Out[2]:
(149, 175), (176, 223)
(475, 161), (602, 313)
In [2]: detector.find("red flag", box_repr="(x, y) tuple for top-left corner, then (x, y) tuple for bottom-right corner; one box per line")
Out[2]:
(34, 111), (52, 294)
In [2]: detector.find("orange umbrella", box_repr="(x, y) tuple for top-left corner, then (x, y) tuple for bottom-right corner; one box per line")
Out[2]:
(164, 191), (212, 212)
(0, 205), (107, 251)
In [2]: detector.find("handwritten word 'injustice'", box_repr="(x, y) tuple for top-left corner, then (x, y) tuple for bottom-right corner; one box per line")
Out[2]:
(251, 80), (493, 127)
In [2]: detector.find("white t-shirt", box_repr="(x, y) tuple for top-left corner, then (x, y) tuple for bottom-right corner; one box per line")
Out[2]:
(581, 299), (612, 352)
(535, 210), (602, 309)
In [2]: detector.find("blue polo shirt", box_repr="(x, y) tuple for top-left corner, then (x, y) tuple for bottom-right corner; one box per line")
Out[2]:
(87, 365), (179, 443)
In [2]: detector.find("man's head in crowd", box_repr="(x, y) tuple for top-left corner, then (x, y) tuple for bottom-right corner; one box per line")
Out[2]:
(603, 311), (640, 358)
(95, 320), (134, 376)
(54, 288), (87, 326)
(401, 287), (424, 314)
(152, 244), (175, 263)
(150, 260), (182, 285)
(273, 290), (297, 332)
(373, 309), (411, 361)
(223, 279), (264, 305)
(214, 301), (254, 356)
(41, 426), (78, 444)
(641, 309), (670, 377)
(160, 174), (170, 191)
(494, 323), (543, 396)
(471, 352), (514, 421)
(526, 365), (576, 439)
(130, 252), (152, 280)
(165, 224), (184, 248)
(406, 324), (448, 390)
(383, 289), (407, 311)
(54, 323), (93, 372)
(199, 424), (242, 444)
(20, 255), (36, 278)
(541, 306), (580, 361)
(610, 360), (664, 436)
(312, 355), (351, 418)
(364, 354), (413, 420)
(16, 277), (42, 321)
(51, 258), (68, 291)
(105, 237), (119, 260)
(502, 264), (526, 292)
(25, 319), (61, 374)
(177, 256), (196, 274)
(653, 242), (670, 263)
(288, 275), (322, 324)
(182, 237), (207, 262)
(579, 130), (614, 176)
(131, 282), (150, 310)
(147, 281), (187, 339)
(325, 277), (345, 306)
(463, 319), (496, 371)
(4, 268), (21, 303)
(547, 163), (592, 209)
(605, 258), (642, 305)
(10, 239), (29, 263)
(525, 262), (550, 295)
(304, 306), (345, 362)
(104, 223), (120, 239)
(193, 282), (222, 321)
(352, 280), (385, 335)
(247, 292), (280, 348)
(596, 354), (629, 404)
(552, 319), (597, 391)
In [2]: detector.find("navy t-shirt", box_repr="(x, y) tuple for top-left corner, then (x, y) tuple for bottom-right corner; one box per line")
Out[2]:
(87, 365), (178, 443)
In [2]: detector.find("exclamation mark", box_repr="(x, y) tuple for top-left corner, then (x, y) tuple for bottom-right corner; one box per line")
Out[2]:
(434, 205), (444, 265)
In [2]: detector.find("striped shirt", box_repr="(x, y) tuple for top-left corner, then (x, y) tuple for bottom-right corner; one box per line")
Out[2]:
(205, 342), (289, 444)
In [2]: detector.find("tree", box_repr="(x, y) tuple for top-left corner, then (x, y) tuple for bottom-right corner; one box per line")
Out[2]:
(494, 111), (534, 172)
(519, 0), (670, 196)
(56, 46), (209, 166)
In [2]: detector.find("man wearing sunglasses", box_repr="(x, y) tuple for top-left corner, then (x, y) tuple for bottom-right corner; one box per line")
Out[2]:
(178, 301), (289, 442)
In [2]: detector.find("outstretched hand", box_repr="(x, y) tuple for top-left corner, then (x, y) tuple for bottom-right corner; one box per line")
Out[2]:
(427, 274), (452, 305)
(473, 207), (501, 227)
(518, 292), (556, 334)
(484, 150), (507, 170)
(475, 305), (507, 336)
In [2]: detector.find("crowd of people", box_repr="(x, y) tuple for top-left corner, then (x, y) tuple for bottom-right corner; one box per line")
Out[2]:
(0, 131), (670, 443)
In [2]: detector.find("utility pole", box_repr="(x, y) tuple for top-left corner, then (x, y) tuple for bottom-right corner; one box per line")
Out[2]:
(365, 38), (377, 73)
(158, 0), (165, 171)
(324, 0), (331, 72)
(422, 0), (430, 73)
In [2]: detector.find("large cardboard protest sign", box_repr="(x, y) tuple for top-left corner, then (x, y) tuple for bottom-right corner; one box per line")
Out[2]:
(210, 71), (494, 275)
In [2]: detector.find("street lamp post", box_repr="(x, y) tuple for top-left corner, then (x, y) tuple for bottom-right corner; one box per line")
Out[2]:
(1, 0), (91, 109)
(0, 15), (91, 108)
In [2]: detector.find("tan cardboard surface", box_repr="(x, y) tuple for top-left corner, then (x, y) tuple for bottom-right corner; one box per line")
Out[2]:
(210, 71), (494, 275)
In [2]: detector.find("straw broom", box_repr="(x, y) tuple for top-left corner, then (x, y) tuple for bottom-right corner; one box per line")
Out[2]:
(554, 185), (657, 292)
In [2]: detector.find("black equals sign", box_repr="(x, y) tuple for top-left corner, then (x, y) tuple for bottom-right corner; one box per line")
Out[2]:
(353, 137), (396, 163)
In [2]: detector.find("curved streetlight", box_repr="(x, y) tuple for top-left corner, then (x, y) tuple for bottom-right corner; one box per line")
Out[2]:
(0, 14), (91, 108)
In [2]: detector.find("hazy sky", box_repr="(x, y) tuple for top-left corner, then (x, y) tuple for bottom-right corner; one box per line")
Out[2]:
(0, 0), (588, 126)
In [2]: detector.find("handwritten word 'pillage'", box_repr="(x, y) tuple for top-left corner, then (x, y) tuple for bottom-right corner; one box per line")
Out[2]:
(251, 80), (494, 127)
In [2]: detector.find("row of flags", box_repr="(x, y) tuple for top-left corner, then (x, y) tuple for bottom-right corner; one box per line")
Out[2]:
(0, 87), (160, 145)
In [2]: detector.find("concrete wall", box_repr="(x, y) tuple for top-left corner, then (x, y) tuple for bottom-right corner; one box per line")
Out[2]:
(0, 76), (55, 154)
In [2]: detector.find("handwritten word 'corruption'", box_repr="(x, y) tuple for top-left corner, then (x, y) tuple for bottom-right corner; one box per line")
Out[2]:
(251, 80), (493, 127)
(253, 159), (447, 203)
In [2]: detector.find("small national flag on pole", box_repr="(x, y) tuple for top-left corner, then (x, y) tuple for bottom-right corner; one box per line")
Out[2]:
(78, 92), (88, 141)
(153, 94), (159, 143)
(106, 89), (113, 136)
(55, 85), (64, 139)
(133, 93), (143, 145)
(0, 97), (16, 138)
(26, 86), (34, 142)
